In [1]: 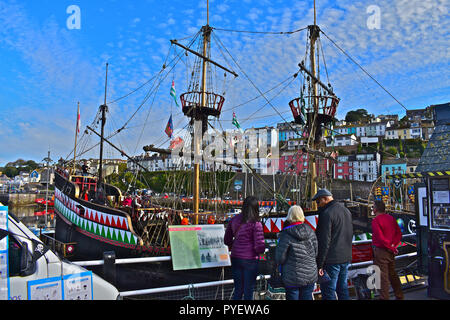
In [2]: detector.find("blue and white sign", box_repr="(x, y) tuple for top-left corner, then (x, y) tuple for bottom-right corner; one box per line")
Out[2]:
(28, 277), (63, 300)
(27, 271), (93, 300)
(0, 206), (9, 300)
(63, 272), (93, 300)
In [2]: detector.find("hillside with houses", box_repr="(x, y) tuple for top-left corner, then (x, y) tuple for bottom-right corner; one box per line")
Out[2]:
(127, 103), (445, 186)
(1, 103), (446, 195)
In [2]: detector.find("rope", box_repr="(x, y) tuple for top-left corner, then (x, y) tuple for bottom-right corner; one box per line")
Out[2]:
(212, 31), (305, 138)
(181, 284), (196, 300)
(212, 26), (309, 35)
(320, 28), (409, 112)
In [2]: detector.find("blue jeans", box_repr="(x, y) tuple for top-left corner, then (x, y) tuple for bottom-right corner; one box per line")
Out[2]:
(285, 283), (315, 300)
(320, 263), (350, 300)
(231, 257), (259, 300)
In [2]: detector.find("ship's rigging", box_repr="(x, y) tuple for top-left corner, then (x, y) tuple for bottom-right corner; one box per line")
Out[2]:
(62, 0), (415, 217)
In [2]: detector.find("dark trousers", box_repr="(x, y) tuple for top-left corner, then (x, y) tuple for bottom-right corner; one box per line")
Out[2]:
(373, 247), (404, 300)
(285, 283), (315, 300)
(231, 257), (259, 300)
(321, 263), (350, 300)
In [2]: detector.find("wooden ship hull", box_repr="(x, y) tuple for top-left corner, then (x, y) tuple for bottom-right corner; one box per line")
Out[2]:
(53, 169), (244, 290)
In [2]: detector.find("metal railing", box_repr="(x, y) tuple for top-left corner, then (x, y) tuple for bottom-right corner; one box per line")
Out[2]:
(73, 251), (417, 298)
(73, 256), (171, 267)
(351, 233), (416, 245)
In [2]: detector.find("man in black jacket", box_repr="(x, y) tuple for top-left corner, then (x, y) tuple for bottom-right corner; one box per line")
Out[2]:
(313, 189), (353, 300)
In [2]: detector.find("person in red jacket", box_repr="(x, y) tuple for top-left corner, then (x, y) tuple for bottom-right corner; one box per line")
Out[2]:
(371, 200), (404, 300)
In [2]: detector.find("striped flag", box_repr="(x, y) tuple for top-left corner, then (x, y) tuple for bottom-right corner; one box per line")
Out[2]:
(170, 81), (179, 107)
(299, 91), (306, 125)
(76, 103), (81, 134)
(232, 112), (241, 129)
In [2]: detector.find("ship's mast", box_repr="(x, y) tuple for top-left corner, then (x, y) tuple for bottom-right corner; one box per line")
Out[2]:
(193, 5), (211, 220)
(72, 101), (80, 175)
(306, 1), (319, 210)
(174, 0), (235, 221)
(97, 63), (109, 197)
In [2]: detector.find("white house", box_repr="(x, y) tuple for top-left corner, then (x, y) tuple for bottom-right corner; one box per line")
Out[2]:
(334, 153), (381, 182)
(287, 138), (306, 151)
(128, 154), (182, 172)
(13, 172), (30, 188)
(326, 134), (357, 147)
(361, 136), (379, 145)
(351, 153), (381, 182)
(409, 122), (422, 139)
(366, 121), (390, 137)
(355, 125), (366, 137)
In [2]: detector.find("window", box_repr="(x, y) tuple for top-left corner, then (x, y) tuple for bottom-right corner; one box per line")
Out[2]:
(8, 236), (35, 277)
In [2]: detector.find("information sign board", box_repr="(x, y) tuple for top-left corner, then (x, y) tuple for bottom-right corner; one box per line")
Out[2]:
(169, 224), (231, 271)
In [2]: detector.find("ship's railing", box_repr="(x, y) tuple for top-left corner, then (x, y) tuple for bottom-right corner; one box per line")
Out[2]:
(352, 233), (416, 245)
(135, 207), (233, 225)
(40, 233), (76, 258)
(70, 175), (98, 197)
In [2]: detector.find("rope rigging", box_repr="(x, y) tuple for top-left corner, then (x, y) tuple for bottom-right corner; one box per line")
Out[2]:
(66, 18), (415, 213)
(319, 28), (409, 112)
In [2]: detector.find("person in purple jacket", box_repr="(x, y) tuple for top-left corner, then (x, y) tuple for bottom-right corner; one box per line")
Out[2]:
(224, 196), (266, 300)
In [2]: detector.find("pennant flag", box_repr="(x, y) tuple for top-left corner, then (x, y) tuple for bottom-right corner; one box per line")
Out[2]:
(165, 115), (174, 138)
(170, 81), (179, 107)
(76, 103), (81, 134)
(169, 136), (184, 150)
(299, 91), (306, 125)
(232, 112), (241, 129)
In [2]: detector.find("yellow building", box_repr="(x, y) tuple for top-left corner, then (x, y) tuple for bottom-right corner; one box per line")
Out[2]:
(397, 126), (411, 140)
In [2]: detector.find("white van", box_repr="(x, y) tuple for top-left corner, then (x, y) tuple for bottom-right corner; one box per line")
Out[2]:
(4, 212), (120, 300)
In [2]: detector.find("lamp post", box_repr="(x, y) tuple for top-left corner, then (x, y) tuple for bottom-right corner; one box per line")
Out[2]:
(42, 150), (53, 228)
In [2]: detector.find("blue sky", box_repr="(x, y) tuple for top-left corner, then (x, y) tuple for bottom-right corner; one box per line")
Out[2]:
(0, 0), (448, 166)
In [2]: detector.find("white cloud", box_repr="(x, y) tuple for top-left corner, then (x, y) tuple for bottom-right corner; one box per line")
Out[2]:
(0, 0), (448, 164)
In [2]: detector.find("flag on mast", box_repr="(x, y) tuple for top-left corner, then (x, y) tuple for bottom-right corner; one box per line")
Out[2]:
(232, 112), (241, 129)
(299, 91), (306, 125)
(165, 115), (174, 138)
(170, 80), (179, 107)
(76, 103), (81, 134)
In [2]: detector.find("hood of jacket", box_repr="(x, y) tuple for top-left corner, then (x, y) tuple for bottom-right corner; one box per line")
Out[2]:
(282, 222), (311, 241)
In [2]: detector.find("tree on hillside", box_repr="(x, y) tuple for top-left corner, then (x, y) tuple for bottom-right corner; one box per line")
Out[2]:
(345, 109), (371, 123)
(1, 159), (40, 177)
(2, 167), (18, 178)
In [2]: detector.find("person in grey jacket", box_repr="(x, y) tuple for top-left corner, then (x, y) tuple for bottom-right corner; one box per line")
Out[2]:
(314, 189), (353, 300)
(275, 205), (318, 300)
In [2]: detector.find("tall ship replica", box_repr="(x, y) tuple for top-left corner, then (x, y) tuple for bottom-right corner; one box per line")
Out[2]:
(52, 1), (417, 292)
